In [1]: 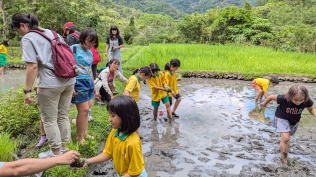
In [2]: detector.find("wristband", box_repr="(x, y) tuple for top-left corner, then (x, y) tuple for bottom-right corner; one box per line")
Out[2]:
(24, 89), (32, 94)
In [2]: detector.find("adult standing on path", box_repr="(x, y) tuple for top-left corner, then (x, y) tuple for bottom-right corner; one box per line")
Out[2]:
(11, 13), (75, 158)
(105, 26), (124, 73)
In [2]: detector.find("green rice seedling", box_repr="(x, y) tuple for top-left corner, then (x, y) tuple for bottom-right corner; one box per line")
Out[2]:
(0, 132), (17, 161)
(124, 44), (316, 77)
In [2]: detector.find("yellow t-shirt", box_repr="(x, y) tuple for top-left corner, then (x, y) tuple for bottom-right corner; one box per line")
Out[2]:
(255, 78), (270, 93)
(125, 75), (141, 103)
(164, 70), (178, 96)
(148, 71), (167, 102)
(103, 128), (145, 176)
(0, 44), (7, 54)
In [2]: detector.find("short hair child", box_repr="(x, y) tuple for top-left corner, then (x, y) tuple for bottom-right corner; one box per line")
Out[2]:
(70, 27), (98, 144)
(252, 77), (279, 101)
(124, 66), (152, 103)
(81, 96), (147, 176)
(164, 58), (182, 118)
(148, 63), (172, 121)
(261, 85), (316, 165)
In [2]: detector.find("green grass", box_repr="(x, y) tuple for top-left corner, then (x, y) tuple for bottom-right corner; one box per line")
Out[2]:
(124, 44), (316, 77)
(0, 132), (17, 161)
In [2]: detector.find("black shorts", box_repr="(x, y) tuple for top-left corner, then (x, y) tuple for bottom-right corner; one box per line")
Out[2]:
(169, 94), (181, 106)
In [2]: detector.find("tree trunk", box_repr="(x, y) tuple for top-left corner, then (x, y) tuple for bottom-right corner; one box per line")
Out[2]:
(0, 0), (7, 39)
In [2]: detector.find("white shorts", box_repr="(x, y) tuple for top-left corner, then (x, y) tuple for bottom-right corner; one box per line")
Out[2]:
(273, 116), (299, 136)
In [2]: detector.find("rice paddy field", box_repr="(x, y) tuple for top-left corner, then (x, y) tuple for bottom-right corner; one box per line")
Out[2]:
(122, 44), (316, 77)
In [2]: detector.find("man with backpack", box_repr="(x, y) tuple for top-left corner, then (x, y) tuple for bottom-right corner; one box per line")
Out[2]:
(11, 13), (76, 158)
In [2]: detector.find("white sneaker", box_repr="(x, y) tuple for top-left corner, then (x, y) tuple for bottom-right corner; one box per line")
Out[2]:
(88, 116), (93, 121)
(38, 149), (62, 158)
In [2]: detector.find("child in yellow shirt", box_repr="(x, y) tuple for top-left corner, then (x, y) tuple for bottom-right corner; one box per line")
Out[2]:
(164, 58), (182, 117)
(148, 63), (172, 121)
(80, 96), (147, 176)
(0, 39), (11, 75)
(124, 66), (152, 103)
(252, 77), (279, 101)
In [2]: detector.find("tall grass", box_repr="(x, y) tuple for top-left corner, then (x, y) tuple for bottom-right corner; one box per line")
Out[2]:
(0, 132), (17, 161)
(124, 44), (316, 77)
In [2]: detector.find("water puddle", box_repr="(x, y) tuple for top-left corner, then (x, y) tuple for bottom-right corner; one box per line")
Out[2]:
(0, 69), (25, 93)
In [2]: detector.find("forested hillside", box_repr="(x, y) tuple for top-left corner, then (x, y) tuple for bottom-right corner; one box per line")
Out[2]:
(112, 0), (257, 18)
(0, 0), (315, 53)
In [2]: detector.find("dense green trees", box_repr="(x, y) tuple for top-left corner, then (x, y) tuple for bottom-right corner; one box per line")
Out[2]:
(0, 0), (315, 53)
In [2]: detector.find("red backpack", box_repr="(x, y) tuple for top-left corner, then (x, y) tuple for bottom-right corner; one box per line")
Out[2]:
(30, 30), (78, 78)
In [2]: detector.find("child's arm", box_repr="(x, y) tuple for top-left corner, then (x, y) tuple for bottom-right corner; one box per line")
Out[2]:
(84, 153), (110, 167)
(261, 94), (277, 107)
(123, 90), (130, 96)
(263, 92), (269, 100)
(307, 106), (316, 119)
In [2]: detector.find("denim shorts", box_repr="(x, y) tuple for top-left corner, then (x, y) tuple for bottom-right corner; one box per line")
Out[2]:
(71, 79), (94, 104)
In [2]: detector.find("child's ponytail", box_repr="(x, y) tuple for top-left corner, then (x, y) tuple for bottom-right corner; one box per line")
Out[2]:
(132, 68), (140, 75)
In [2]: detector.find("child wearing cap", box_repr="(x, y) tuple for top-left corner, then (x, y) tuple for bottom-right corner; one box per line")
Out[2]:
(63, 22), (80, 46)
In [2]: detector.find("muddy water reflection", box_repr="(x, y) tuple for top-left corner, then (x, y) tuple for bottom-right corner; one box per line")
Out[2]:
(0, 69), (25, 93)
(138, 78), (316, 176)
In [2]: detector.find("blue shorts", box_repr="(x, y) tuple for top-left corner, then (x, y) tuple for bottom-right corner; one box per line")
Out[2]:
(71, 79), (94, 104)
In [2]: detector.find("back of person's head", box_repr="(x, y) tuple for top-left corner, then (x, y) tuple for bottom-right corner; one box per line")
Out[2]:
(285, 85), (309, 103)
(2, 39), (9, 46)
(107, 59), (120, 67)
(132, 66), (152, 77)
(109, 25), (120, 37)
(107, 95), (140, 134)
(11, 13), (39, 30)
(270, 77), (279, 85)
(63, 22), (76, 36)
(164, 58), (181, 71)
(149, 63), (160, 73)
(79, 27), (98, 45)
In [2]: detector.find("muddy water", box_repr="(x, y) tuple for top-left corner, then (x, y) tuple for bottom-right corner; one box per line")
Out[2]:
(88, 78), (316, 176)
(136, 78), (316, 177)
(2, 70), (316, 176)
(0, 69), (25, 93)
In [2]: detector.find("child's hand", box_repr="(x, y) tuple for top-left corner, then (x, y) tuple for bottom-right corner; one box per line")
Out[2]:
(72, 90), (76, 97)
(69, 158), (88, 170)
(260, 102), (266, 107)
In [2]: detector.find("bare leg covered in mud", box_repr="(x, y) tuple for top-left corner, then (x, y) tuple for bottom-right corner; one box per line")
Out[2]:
(153, 107), (158, 121)
(165, 102), (172, 119)
(172, 97), (182, 117)
(280, 132), (290, 165)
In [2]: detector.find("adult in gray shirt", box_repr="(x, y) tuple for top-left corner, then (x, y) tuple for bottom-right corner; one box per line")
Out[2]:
(11, 13), (75, 158)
